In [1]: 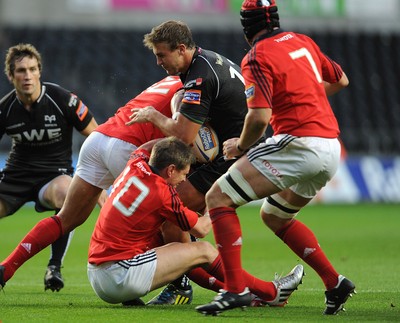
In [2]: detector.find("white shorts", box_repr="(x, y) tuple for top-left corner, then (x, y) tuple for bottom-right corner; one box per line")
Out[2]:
(87, 250), (157, 304)
(75, 132), (137, 190)
(248, 134), (341, 198)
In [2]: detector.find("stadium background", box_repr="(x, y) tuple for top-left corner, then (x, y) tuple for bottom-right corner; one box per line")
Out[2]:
(1, 0), (399, 203)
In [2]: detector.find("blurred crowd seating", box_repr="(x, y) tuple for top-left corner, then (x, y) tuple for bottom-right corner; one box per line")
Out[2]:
(0, 27), (399, 156)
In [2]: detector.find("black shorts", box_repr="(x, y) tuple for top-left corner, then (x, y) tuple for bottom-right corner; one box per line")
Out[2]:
(0, 167), (73, 216)
(187, 155), (236, 195)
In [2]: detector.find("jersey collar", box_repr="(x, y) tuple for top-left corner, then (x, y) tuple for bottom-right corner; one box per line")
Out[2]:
(253, 28), (285, 45)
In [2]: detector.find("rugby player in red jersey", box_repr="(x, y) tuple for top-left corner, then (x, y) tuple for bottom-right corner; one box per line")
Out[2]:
(196, 0), (355, 316)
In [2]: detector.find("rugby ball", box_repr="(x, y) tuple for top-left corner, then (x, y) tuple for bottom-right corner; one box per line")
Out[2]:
(192, 124), (219, 163)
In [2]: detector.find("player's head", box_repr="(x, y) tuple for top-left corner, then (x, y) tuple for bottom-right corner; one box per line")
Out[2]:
(149, 137), (196, 186)
(4, 43), (42, 79)
(240, 0), (280, 43)
(143, 20), (196, 52)
(144, 20), (196, 75)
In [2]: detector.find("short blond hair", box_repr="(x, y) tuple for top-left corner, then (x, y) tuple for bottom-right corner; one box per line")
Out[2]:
(4, 43), (42, 78)
(143, 20), (196, 51)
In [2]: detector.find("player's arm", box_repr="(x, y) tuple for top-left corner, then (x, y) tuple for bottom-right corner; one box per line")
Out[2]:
(79, 117), (98, 137)
(137, 138), (163, 153)
(188, 213), (211, 238)
(127, 106), (200, 145)
(224, 108), (271, 159)
(324, 72), (349, 96)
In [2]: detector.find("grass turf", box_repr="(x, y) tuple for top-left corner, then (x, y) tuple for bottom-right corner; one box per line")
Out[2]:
(0, 203), (399, 322)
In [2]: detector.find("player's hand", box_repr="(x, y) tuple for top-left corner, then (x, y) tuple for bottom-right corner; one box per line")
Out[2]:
(223, 137), (242, 159)
(125, 106), (155, 125)
(97, 190), (109, 208)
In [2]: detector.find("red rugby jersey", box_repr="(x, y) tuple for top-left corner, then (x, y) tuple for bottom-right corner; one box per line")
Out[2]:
(95, 76), (182, 146)
(241, 30), (343, 138)
(88, 148), (199, 265)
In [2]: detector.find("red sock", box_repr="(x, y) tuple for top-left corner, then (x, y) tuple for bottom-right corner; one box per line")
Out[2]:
(241, 270), (277, 301)
(187, 267), (224, 292)
(209, 207), (245, 293)
(1, 216), (63, 281)
(195, 254), (276, 300)
(276, 219), (339, 290)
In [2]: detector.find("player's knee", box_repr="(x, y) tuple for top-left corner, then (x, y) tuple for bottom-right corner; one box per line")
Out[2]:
(196, 240), (218, 262)
(205, 185), (220, 209)
(213, 168), (258, 207)
(261, 194), (300, 229)
(43, 175), (71, 209)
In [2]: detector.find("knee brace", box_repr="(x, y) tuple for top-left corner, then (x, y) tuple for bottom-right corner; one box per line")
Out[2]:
(216, 168), (258, 206)
(262, 193), (300, 219)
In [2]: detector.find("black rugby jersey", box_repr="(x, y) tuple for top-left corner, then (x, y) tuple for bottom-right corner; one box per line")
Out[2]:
(179, 47), (247, 146)
(0, 82), (93, 171)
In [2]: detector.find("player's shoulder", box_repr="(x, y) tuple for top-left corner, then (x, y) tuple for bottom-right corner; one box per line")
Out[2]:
(196, 48), (234, 67)
(42, 82), (71, 97)
(0, 89), (16, 109)
(42, 82), (78, 108)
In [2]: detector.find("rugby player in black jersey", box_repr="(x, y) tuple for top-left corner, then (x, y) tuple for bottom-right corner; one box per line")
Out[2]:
(0, 43), (98, 292)
(127, 20), (251, 304)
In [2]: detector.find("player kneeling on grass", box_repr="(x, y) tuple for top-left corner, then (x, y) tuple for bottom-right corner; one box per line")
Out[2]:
(87, 137), (304, 307)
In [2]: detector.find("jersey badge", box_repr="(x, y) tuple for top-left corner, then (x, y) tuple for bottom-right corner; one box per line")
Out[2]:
(245, 84), (255, 101)
(185, 78), (203, 88)
(68, 94), (78, 107)
(183, 90), (201, 105)
(44, 115), (56, 123)
(76, 102), (88, 121)
(215, 53), (223, 66)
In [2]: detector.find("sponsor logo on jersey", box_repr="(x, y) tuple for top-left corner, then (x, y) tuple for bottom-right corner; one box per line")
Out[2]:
(182, 90), (201, 105)
(68, 94), (78, 107)
(245, 84), (255, 101)
(274, 33), (294, 43)
(10, 128), (62, 142)
(215, 53), (223, 66)
(76, 102), (88, 121)
(44, 115), (56, 123)
(185, 78), (203, 88)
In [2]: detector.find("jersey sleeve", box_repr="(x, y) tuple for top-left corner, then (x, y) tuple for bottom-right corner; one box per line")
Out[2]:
(129, 148), (150, 162)
(305, 36), (344, 83)
(241, 51), (274, 110)
(67, 92), (94, 131)
(320, 53), (344, 83)
(47, 83), (94, 132)
(180, 58), (217, 125)
(161, 186), (199, 231)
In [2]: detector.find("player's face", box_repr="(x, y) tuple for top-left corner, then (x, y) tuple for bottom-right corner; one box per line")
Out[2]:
(11, 56), (41, 102)
(152, 42), (185, 76)
(168, 164), (191, 187)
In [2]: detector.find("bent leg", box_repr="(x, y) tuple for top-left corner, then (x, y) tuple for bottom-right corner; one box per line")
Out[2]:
(0, 175), (101, 283)
(205, 156), (281, 294)
(57, 175), (102, 233)
(1, 216), (63, 281)
(151, 241), (218, 291)
(262, 189), (339, 290)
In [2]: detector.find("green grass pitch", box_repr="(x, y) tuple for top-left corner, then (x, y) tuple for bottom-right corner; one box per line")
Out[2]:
(0, 203), (399, 322)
